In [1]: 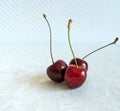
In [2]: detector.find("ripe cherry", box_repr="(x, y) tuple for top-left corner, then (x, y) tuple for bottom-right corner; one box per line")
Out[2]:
(47, 60), (67, 82)
(65, 65), (87, 88)
(43, 14), (67, 83)
(64, 19), (87, 88)
(65, 19), (119, 89)
(69, 37), (119, 71)
(70, 58), (88, 71)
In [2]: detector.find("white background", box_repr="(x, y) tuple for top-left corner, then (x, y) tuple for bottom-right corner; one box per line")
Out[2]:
(0, 0), (120, 46)
(0, 0), (120, 111)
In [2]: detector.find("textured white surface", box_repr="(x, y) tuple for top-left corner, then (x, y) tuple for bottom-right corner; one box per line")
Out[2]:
(0, 43), (120, 111)
(0, 0), (120, 111)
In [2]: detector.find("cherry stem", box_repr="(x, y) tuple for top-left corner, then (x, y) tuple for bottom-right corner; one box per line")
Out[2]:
(68, 19), (78, 67)
(82, 37), (119, 60)
(43, 14), (54, 64)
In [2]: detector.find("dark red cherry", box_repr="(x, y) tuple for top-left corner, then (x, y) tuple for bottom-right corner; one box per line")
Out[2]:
(47, 60), (67, 83)
(43, 14), (68, 83)
(70, 58), (88, 71)
(64, 65), (87, 89)
(65, 19), (87, 89)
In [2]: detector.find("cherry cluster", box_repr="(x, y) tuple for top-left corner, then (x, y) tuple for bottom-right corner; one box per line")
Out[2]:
(43, 14), (119, 89)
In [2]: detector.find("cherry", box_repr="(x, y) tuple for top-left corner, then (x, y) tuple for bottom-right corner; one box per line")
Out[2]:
(64, 65), (86, 88)
(65, 19), (119, 89)
(47, 60), (67, 82)
(70, 58), (88, 71)
(69, 37), (119, 71)
(64, 19), (87, 88)
(43, 14), (67, 83)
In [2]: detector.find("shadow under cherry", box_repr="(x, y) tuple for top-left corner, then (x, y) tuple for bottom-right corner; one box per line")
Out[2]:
(21, 72), (69, 91)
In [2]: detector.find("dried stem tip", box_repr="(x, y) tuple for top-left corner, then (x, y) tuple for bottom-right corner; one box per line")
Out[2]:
(113, 37), (119, 44)
(68, 19), (72, 28)
(43, 13), (46, 18)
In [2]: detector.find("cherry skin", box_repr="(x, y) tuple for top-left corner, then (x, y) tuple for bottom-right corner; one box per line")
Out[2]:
(47, 60), (67, 83)
(64, 65), (87, 89)
(70, 58), (88, 71)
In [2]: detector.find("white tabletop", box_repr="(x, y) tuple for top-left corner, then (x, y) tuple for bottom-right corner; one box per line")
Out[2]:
(0, 42), (120, 111)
